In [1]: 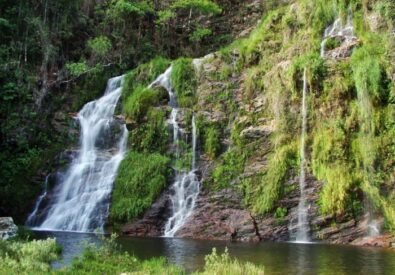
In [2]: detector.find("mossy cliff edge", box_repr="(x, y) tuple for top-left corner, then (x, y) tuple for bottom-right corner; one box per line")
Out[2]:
(114, 0), (395, 247)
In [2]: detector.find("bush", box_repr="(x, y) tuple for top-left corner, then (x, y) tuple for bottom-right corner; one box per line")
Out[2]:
(111, 152), (170, 223)
(196, 248), (264, 275)
(0, 238), (60, 274)
(87, 36), (112, 57)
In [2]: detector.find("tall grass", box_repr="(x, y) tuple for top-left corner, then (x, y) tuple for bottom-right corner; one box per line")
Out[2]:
(0, 238), (60, 274)
(111, 152), (170, 223)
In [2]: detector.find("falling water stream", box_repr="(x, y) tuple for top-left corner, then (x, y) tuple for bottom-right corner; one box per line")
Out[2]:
(26, 175), (49, 225)
(320, 13), (355, 58)
(27, 75), (128, 232)
(149, 66), (200, 237)
(294, 68), (310, 242)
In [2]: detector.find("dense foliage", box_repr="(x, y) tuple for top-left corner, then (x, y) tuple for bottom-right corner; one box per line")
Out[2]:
(110, 152), (170, 224)
(0, 0), (247, 221)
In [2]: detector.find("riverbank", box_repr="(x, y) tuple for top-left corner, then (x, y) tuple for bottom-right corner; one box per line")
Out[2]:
(29, 230), (395, 274)
(0, 235), (264, 275)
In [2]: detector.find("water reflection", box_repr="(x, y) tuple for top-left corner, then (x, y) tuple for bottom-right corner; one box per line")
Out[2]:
(34, 231), (395, 274)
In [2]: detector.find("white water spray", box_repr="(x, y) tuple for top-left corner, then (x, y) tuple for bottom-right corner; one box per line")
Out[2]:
(150, 66), (200, 237)
(295, 68), (310, 242)
(29, 75), (128, 232)
(320, 12), (355, 57)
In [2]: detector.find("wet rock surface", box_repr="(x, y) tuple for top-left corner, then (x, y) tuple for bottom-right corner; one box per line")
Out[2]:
(121, 189), (172, 237)
(0, 217), (18, 240)
(176, 188), (260, 242)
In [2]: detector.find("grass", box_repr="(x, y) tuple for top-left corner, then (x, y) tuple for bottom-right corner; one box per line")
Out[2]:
(171, 57), (198, 108)
(195, 248), (264, 275)
(0, 237), (265, 274)
(110, 152), (170, 224)
(0, 238), (61, 274)
(251, 143), (298, 214)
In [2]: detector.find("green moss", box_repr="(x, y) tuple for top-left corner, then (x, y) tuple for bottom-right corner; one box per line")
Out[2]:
(203, 126), (221, 159)
(123, 86), (161, 121)
(128, 108), (169, 154)
(122, 56), (170, 100)
(171, 58), (197, 108)
(110, 152), (170, 224)
(211, 149), (247, 190)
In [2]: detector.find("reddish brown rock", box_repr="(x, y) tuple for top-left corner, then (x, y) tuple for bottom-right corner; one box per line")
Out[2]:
(351, 234), (395, 248)
(176, 188), (260, 242)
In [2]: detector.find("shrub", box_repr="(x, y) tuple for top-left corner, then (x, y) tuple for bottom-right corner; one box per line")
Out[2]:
(171, 0), (222, 15)
(190, 27), (212, 42)
(66, 61), (88, 77)
(196, 248), (264, 275)
(87, 36), (112, 57)
(0, 238), (60, 273)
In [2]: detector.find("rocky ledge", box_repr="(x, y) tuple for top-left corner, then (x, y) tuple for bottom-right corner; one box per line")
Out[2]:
(0, 217), (18, 240)
(120, 172), (394, 249)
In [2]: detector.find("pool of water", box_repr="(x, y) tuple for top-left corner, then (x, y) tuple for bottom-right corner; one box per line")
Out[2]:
(34, 231), (395, 274)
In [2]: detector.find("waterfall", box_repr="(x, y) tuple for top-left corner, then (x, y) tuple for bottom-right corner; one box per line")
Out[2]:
(320, 12), (355, 58)
(295, 68), (310, 242)
(28, 75), (128, 232)
(26, 175), (49, 225)
(192, 115), (197, 170)
(150, 66), (200, 237)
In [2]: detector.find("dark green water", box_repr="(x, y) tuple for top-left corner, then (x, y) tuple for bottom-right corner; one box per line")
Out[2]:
(35, 231), (395, 274)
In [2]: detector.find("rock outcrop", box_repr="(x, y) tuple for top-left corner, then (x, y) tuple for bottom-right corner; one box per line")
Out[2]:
(176, 188), (260, 242)
(0, 217), (18, 240)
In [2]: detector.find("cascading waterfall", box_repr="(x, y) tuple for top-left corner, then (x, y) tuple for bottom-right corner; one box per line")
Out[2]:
(295, 68), (310, 242)
(150, 66), (200, 237)
(27, 75), (128, 232)
(320, 12), (355, 57)
(26, 175), (49, 226)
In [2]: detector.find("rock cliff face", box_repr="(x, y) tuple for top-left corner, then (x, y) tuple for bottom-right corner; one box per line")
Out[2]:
(120, 52), (383, 246)
(106, 1), (395, 246)
(120, 0), (395, 247)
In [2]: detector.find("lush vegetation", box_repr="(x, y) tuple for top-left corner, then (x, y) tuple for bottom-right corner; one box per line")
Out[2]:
(185, 0), (395, 232)
(1, 0), (394, 250)
(171, 58), (198, 108)
(0, 237), (264, 274)
(111, 152), (170, 224)
(0, 238), (61, 274)
(1, 0), (254, 221)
